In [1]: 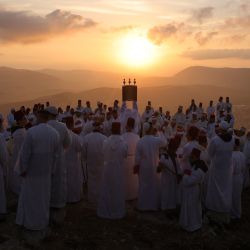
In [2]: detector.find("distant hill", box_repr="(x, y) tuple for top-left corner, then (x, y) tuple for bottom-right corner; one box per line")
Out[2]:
(38, 69), (169, 90)
(171, 66), (250, 88)
(0, 67), (67, 104)
(1, 65), (250, 105)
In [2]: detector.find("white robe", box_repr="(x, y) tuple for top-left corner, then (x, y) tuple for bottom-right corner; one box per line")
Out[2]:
(16, 123), (60, 230)
(9, 128), (26, 195)
(198, 145), (210, 205)
(179, 168), (205, 232)
(65, 130), (83, 203)
(231, 151), (246, 219)
(82, 132), (107, 204)
(179, 140), (199, 171)
(48, 120), (71, 208)
(122, 132), (140, 200)
(135, 134), (166, 211)
(206, 135), (234, 213)
(160, 154), (181, 210)
(97, 135), (128, 219)
(0, 135), (8, 214)
(243, 140), (250, 188)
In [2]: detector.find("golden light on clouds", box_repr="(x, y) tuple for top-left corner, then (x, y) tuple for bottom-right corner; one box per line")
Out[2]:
(116, 33), (159, 68)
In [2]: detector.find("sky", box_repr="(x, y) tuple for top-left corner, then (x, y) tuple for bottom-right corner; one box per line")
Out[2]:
(0, 0), (250, 76)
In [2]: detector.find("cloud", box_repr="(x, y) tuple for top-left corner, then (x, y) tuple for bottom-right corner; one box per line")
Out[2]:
(0, 8), (97, 44)
(191, 7), (214, 24)
(109, 25), (137, 33)
(194, 31), (218, 46)
(182, 49), (250, 60)
(224, 15), (250, 29)
(147, 22), (185, 45)
(230, 34), (247, 42)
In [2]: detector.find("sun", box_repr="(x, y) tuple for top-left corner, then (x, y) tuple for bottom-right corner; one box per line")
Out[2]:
(117, 33), (158, 67)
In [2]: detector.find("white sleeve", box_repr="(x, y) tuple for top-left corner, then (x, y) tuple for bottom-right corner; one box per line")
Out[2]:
(19, 132), (33, 175)
(183, 169), (203, 187)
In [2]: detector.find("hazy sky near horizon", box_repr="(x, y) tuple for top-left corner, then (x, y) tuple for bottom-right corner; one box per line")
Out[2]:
(0, 0), (250, 76)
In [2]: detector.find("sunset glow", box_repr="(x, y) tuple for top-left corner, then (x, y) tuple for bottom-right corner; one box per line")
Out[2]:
(0, 0), (250, 76)
(117, 34), (158, 67)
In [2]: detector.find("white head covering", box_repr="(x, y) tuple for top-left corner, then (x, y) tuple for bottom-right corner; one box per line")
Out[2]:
(45, 106), (58, 116)
(220, 121), (229, 131)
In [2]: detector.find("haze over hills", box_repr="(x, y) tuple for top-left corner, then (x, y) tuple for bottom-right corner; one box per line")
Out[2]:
(1, 65), (250, 128)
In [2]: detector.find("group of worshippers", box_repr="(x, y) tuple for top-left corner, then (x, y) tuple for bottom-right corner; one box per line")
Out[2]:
(0, 96), (249, 240)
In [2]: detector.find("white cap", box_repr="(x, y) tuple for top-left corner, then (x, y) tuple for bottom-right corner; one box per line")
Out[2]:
(45, 106), (58, 116)
(220, 121), (229, 131)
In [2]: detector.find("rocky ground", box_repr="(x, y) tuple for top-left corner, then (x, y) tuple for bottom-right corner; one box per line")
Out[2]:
(1, 188), (250, 250)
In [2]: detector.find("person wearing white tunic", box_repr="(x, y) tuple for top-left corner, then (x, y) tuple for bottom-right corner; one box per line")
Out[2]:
(197, 135), (210, 206)
(179, 126), (200, 171)
(16, 110), (60, 232)
(46, 107), (71, 222)
(97, 122), (128, 219)
(173, 106), (186, 127)
(243, 131), (250, 188)
(9, 111), (27, 195)
(179, 148), (207, 232)
(64, 117), (83, 203)
(7, 108), (16, 129)
(122, 118), (140, 201)
(231, 138), (246, 219)
(82, 122), (107, 204)
(159, 137), (181, 211)
(206, 100), (215, 119)
(135, 122), (166, 211)
(206, 121), (234, 224)
(0, 134), (8, 220)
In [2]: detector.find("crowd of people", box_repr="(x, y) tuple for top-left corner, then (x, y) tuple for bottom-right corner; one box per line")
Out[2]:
(0, 96), (249, 241)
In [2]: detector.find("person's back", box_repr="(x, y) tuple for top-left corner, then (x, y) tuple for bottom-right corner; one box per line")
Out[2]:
(231, 148), (246, 219)
(135, 123), (166, 211)
(83, 130), (107, 204)
(206, 122), (234, 220)
(47, 119), (71, 209)
(9, 127), (26, 195)
(16, 123), (60, 231)
(97, 122), (128, 219)
(122, 130), (140, 200)
(65, 130), (83, 203)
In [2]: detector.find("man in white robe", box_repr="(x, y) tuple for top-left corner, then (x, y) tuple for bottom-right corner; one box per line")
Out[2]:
(231, 138), (246, 219)
(173, 106), (186, 127)
(97, 122), (128, 219)
(7, 108), (16, 129)
(9, 111), (27, 195)
(82, 121), (107, 205)
(16, 110), (60, 234)
(122, 118), (140, 200)
(206, 121), (234, 224)
(46, 106), (71, 223)
(135, 122), (166, 211)
(206, 100), (215, 119)
(64, 117), (83, 203)
(179, 126), (200, 171)
(243, 131), (250, 188)
(179, 148), (207, 232)
(158, 137), (181, 212)
(0, 133), (8, 220)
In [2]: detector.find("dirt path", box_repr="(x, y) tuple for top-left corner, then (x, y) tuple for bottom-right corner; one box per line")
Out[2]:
(1, 189), (250, 250)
